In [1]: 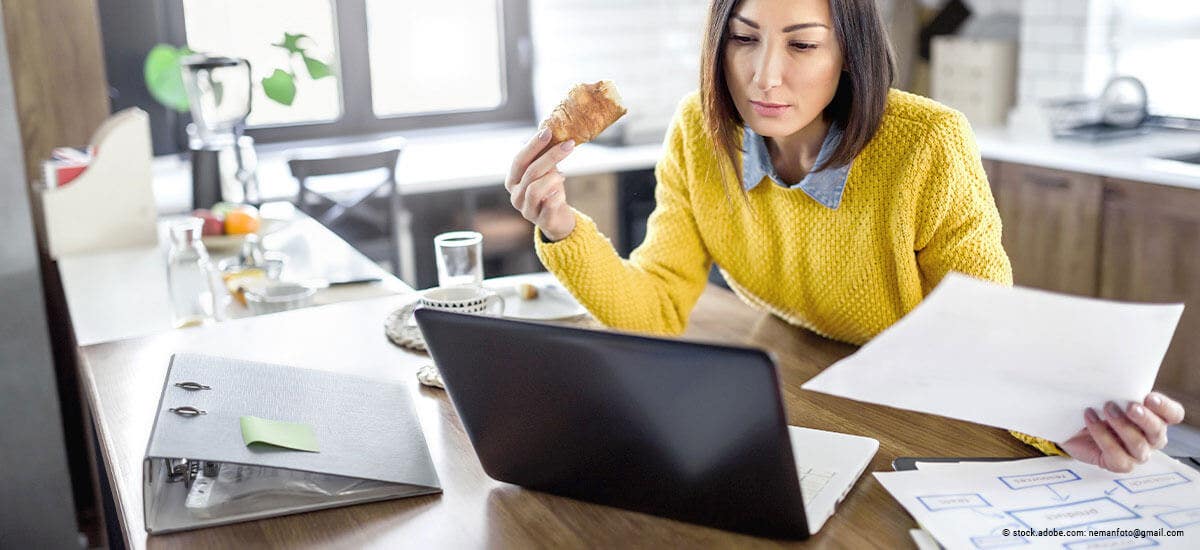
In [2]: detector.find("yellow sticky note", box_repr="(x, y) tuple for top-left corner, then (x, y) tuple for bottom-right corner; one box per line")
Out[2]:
(240, 416), (319, 452)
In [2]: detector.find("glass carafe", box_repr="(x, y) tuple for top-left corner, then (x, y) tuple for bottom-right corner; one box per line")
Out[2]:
(168, 219), (216, 328)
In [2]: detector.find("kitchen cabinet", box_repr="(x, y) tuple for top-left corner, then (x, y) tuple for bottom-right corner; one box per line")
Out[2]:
(1099, 177), (1200, 418)
(993, 162), (1104, 296)
(982, 159), (1000, 203)
(988, 159), (1200, 425)
(565, 173), (619, 243)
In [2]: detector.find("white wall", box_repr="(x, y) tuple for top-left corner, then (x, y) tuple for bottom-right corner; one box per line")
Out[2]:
(529, 0), (708, 145)
(528, 0), (1200, 143)
(1013, 0), (1200, 119)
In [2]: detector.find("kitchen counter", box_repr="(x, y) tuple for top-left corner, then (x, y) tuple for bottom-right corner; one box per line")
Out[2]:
(975, 126), (1200, 188)
(151, 122), (1200, 216)
(153, 126), (664, 215)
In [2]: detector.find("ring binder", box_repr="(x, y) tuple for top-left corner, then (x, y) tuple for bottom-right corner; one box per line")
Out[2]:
(168, 406), (206, 416)
(143, 353), (441, 534)
(174, 382), (212, 391)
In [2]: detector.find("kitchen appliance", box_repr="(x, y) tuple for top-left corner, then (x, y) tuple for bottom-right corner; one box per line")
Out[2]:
(1045, 76), (1151, 141)
(182, 54), (260, 209)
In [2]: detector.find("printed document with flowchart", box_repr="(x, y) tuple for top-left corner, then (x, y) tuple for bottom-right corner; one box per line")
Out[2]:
(876, 453), (1200, 549)
(802, 273), (1184, 442)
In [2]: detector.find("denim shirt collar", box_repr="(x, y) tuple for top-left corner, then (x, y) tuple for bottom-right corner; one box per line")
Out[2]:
(741, 125), (853, 209)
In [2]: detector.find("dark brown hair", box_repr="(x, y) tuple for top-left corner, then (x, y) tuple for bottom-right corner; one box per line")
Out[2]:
(700, 0), (895, 190)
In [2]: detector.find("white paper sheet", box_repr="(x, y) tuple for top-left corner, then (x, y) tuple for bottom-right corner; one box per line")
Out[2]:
(876, 453), (1200, 549)
(801, 273), (1183, 442)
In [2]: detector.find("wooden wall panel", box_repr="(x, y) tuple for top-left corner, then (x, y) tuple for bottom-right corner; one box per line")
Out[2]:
(2, 0), (111, 184)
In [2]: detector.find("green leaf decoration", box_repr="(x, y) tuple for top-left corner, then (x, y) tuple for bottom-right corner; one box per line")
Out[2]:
(143, 44), (193, 112)
(261, 69), (296, 105)
(272, 32), (309, 55)
(302, 54), (333, 79)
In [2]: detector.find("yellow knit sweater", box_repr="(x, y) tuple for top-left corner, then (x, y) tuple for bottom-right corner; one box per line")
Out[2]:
(534, 88), (1059, 456)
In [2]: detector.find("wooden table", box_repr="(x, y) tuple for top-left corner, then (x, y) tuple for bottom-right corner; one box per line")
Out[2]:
(80, 285), (1038, 549)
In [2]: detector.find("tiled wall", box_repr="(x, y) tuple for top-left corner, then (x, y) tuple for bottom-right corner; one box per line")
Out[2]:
(529, 0), (1198, 141)
(529, 0), (708, 145)
(1015, 0), (1114, 106)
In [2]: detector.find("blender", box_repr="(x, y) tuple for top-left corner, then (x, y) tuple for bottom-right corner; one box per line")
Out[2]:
(182, 54), (260, 209)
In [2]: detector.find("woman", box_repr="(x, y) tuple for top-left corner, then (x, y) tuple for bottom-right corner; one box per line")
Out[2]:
(504, 0), (1183, 473)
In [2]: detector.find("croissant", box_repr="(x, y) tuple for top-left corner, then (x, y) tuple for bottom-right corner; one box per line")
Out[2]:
(539, 80), (627, 146)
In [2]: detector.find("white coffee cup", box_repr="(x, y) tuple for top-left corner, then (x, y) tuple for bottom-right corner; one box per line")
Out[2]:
(398, 285), (506, 326)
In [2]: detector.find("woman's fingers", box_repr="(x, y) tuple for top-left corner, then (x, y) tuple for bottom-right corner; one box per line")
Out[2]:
(519, 140), (575, 189)
(1127, 401), (1169, 450)
(519, 170), (566, 222)
(506, 129), (551, 191)
(1085, 408), (1136, 473)
(536, 188), (567, 228)
(1145, 392), (1185, 425)
(1103, 402), (1151, 463)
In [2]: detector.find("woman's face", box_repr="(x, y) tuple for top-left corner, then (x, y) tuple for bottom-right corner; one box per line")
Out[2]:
(722, 0), (844, 139)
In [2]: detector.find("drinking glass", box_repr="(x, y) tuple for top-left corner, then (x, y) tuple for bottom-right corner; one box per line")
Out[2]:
(434, 231), (483, 288)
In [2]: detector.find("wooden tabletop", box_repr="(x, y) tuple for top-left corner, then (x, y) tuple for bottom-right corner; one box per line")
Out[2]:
(80, 284), (1038, 549)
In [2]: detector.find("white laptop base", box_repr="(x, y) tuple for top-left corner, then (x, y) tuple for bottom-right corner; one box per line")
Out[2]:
(788, 426), (879, 534)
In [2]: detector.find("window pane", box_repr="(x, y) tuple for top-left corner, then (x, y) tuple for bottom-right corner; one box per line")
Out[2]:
(1112, 1), (1200, 120)
(182, 0), (342, 127)
(366, 0), (504, 117)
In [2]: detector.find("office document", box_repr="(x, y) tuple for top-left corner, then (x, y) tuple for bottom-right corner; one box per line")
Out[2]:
(876, 453), (1200, 549)
(803, 273), (1183, 442)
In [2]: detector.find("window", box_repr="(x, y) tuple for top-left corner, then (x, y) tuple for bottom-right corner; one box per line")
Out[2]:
(366, 0), (505, 117)
(182, 0), (342, 127)
(173, 0), (533, 142)
(1112, 1), (1200, 120)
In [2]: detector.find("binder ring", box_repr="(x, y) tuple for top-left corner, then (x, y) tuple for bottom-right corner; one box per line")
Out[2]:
(174, 381), (211, 391)
(168, 406), (206, 417)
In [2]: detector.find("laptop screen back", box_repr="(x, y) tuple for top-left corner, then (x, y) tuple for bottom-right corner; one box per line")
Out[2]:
(414, 308), (809, 538)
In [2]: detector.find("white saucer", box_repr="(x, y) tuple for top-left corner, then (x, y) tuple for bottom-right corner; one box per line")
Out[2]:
(485, 274), (587, 321)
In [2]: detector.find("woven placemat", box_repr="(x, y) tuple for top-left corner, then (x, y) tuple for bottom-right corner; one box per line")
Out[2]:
(384, 302), (426, 352)
(385, 304), (601, 389)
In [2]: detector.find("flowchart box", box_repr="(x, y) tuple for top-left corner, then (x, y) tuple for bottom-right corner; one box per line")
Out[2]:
(969, 534), (1029, 548)
(1155, 507), (1200, 528)
(1007, 497), (1138, 530)
(1114, 472), (1191, 494)
(918, 493), (991, 511)
(999, 469), (1081, 490)
(1064, 536), (1159, 549)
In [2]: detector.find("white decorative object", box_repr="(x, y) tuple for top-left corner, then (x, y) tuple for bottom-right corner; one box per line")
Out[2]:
(41, 108), (158, 258)
(415, 364), (444, 389)
(931, 37), (1018, 128)
(384, 304), (427, 352)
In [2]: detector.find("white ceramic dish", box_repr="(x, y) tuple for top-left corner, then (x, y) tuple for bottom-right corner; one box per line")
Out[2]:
(484, 273), (587, 321)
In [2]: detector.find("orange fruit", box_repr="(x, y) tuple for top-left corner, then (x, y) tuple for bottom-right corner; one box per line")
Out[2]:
(224, 209), (260, 235)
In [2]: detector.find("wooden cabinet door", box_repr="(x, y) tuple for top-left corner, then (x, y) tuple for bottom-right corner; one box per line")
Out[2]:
(981, 158), (1001, 207)
(1099, 178), (1200, 420)
(565, 173), (619, 242)
(994, 162), (1103, 296)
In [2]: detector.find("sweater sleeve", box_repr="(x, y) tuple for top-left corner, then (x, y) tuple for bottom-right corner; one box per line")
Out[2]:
(533, 100), (712, 336)
(913, 111), (1013, 294)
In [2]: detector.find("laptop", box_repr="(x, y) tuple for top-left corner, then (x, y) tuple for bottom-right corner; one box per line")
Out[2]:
(414, 308), (878, 539)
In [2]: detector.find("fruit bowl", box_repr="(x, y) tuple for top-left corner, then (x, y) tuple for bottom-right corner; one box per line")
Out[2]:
(200, 218), (283, 253)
